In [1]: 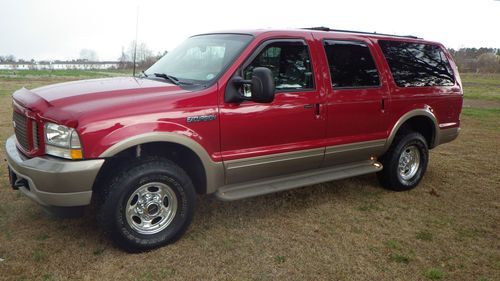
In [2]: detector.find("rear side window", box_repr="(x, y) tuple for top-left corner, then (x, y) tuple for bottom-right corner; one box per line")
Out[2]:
(379, 40), (455, 87)
(323, 40), (380, 88)
(244, 41), (314, 91)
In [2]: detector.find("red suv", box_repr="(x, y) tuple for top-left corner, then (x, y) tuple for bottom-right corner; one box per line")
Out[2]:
(6, 28), (462, 251)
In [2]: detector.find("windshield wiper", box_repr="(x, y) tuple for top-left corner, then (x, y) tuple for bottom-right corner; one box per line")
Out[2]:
(153, 73), (182, 85)
(153, 73), (194, 85)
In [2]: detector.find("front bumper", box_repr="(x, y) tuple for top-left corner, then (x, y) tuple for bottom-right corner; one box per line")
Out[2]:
(5, 135), (104, 207)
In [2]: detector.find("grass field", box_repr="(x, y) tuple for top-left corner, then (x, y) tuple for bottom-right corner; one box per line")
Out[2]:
(461, 73), (500, 101)
(0, 69), (132, 78)
(0, 72), (499, 281)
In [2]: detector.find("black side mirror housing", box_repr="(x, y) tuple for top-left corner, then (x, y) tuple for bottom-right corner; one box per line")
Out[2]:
(250, 67), (275, 103)
(225, 67), (275, 103)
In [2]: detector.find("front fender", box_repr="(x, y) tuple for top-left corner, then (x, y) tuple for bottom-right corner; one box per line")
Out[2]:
(97, 121), (202, 155)
(87, 122), (224, 194)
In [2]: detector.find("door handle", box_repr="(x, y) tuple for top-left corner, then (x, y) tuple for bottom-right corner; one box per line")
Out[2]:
(314, 103), (321, 116)
(304, 104), (321, 118)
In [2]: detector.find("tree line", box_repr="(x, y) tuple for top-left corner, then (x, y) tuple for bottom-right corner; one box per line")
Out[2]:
(448, 48), (500, 73)
(0, 41), (163, 69)
(117, 41), (166, 69)
(3, 45), (500, 73)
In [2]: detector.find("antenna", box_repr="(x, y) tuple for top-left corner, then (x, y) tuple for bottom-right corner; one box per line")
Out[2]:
(132, 6), (139, 77)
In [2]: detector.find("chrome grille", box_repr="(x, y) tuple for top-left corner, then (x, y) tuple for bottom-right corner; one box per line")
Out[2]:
(13, 111), (29, 150)
(32, 120), (39, 149)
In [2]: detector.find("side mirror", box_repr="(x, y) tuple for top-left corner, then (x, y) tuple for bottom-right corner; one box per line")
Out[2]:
(225, 67), (275, 103)
(250, 67), (275, 103)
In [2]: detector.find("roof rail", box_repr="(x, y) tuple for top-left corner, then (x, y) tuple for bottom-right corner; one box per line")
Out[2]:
(303, 27), (421, 39)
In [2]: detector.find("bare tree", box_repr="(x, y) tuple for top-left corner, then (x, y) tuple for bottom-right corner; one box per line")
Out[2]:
(118, 46), (129, 69)
(126, 41), (157, 68)
(79, 49), (99, 62)
(476, 53), (498, 73)
(0, 55), (16, 63)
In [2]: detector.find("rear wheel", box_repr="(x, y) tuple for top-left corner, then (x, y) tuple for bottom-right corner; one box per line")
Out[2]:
(97, 157), (196, 252)
(377, 131), (429, 191)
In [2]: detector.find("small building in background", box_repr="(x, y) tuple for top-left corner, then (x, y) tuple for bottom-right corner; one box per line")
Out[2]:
(0, 61), (120, 70)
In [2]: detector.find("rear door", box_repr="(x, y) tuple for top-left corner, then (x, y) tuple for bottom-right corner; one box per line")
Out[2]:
(219, 37), (327, 184)
(321, 39), (389, 166)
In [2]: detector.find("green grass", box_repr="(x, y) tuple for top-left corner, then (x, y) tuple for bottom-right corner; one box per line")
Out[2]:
(416, 230), (433, 241)
(455, 227), (486, 241)
(461, 108), (500, 131)
(462, 107), (500, 118)
(32, 248), (45, 262)
(41, 274), (55, 281)
(0, 74), (499, 280)
(92, 247), (106, 256)
(137, 269), (174, 281)
(356, 202), (379, 212)
(0, 69), (132, 97)
(275, 255), (286, 264)
(385, 240), (401, 250)
(424, 268), (445, 280)
(461, 73), (500, 101)
(0, 205), (12, 240)
(389, 253), (410, 264)
(35, 233), (50, 241)
(0, 69), (132, 78)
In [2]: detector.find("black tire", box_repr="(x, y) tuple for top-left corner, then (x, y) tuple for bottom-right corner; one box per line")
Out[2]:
(97, 156), (196, 252)
(377, 131), (429, 191)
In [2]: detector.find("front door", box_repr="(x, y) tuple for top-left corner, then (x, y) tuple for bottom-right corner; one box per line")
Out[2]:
(219, 38), (326, 184)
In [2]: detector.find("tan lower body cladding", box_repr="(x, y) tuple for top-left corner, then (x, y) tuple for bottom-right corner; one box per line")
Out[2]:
(223, 139), (386, 185)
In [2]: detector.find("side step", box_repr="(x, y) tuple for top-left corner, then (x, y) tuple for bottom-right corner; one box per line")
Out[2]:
(215, 160), (383, 201)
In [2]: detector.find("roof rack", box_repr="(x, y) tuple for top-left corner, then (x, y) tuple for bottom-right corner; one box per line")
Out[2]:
(303, 27), (421, 39)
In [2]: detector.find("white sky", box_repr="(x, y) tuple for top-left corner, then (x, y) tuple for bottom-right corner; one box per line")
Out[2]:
(1, 0), (499, 61)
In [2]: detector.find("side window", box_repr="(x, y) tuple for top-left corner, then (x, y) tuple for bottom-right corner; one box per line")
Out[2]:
(324, 40), (380, 88)
(244, 41), (314, 91)
(379, 40), (455, 87)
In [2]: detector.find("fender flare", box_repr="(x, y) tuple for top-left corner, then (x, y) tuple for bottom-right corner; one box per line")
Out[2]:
(384, 108), (440, 151)
(99, 132), (224, 194)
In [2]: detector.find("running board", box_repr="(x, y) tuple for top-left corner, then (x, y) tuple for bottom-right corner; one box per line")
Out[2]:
(215, 160), (383, 201)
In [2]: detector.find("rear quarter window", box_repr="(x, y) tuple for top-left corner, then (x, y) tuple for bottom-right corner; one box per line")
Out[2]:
(379, 40), (455, 87)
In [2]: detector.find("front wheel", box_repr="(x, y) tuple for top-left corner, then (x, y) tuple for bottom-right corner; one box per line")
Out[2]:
(97, 157), (196, 252)
(377, 131), (429, 191)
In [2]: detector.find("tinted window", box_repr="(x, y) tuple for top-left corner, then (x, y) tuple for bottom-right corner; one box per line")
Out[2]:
(244, 41), (314, 90)
(324, 40), (380, 88)
(379, 40), (455, 87)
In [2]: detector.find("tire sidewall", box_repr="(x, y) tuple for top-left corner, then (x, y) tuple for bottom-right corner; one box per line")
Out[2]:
(390, 133), (428, 189)
(100, 159), (195, 251)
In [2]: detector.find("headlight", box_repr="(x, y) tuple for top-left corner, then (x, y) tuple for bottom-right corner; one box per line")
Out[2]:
(44, 122), (83, 159)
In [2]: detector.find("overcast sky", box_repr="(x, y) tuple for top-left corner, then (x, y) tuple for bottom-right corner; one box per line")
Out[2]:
(1, 0), (499, 61)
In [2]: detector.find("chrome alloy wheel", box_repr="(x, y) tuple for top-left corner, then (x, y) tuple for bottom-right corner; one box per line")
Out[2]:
(398, 145), (421, 181)
(125, 182), (178, 235)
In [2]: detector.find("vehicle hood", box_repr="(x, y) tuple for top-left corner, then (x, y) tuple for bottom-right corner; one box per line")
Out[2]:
(12, 77), (192, 126)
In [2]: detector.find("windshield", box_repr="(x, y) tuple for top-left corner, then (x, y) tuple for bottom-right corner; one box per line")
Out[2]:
(145, 34), (253, 84)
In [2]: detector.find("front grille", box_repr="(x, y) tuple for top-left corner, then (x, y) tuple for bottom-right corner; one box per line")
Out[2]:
(32, 120), (39, 149)
(13, 111), (29, 150)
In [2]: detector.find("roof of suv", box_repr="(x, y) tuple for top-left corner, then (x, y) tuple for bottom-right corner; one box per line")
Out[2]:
(203, 28), (441, 46)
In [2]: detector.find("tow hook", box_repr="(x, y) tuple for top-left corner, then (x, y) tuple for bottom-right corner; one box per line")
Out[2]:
(13, 178), (28, 190)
